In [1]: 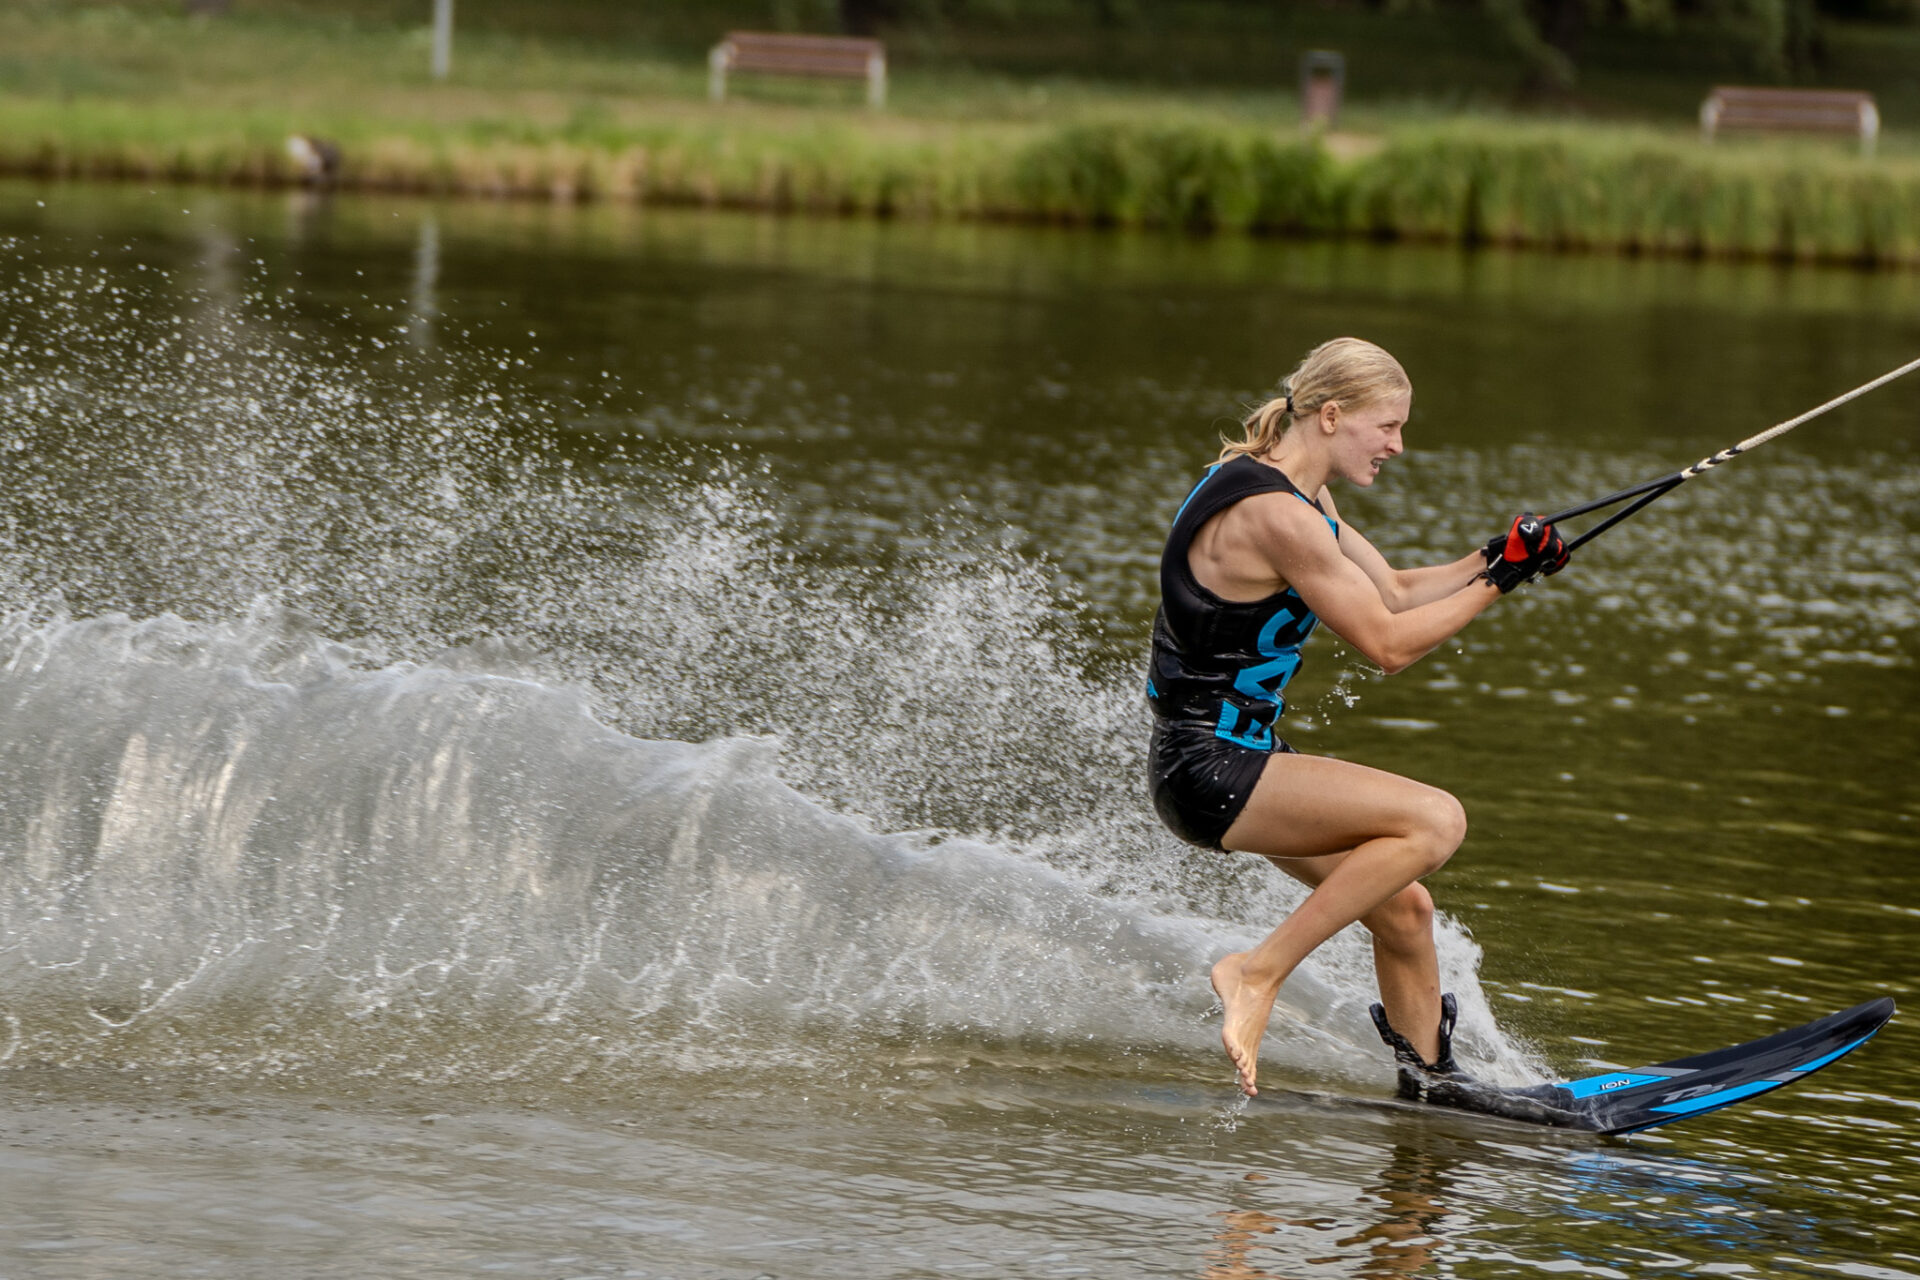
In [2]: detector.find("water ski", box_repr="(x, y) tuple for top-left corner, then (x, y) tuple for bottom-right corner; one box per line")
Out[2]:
(1379, 996), (1894, 1135)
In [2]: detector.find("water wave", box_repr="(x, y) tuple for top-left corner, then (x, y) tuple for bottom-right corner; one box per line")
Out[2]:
(0, 609), (1523, 1088)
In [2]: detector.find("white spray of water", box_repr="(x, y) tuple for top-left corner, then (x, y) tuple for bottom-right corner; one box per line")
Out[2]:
(0, 247), (1566, 1088)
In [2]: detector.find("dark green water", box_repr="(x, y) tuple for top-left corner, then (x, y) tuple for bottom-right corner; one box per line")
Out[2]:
(0, 180), (1915, 1277)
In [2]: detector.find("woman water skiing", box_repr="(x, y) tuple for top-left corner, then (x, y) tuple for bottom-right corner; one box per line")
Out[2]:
(1145, 336), (1568, 1098)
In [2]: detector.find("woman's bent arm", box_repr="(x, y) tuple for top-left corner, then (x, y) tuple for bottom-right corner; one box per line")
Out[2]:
(1318, 491), (1487, 612)
(1260, 500), (1499, 674)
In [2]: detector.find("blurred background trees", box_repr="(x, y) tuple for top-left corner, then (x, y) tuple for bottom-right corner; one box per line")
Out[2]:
(835, 0), (1903, 88)
(133, 0), (1918, 117)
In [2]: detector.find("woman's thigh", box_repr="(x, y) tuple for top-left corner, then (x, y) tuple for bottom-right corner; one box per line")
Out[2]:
(1220, 752), (1465, 861)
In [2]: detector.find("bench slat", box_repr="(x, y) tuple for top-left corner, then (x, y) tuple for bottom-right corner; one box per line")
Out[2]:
(1713, 88), (1873, 106)
(723, 32), (882, 54)
(731, 50), (875, 75)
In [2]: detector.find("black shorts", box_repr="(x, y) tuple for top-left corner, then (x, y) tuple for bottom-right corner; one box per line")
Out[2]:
(1147, 718), (1295, 852)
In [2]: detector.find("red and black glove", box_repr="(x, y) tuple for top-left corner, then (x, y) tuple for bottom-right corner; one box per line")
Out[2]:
(1478, 512), (1569, 593)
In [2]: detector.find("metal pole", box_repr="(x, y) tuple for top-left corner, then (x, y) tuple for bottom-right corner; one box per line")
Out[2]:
(432, 0), (453, 80)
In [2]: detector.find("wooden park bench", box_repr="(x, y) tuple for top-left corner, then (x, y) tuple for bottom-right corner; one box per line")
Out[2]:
(1700, 86), (1880, 156)
(708, 32), (887, 109)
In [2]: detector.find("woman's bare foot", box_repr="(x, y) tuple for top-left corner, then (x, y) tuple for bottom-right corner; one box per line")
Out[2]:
(1210, 952), (1283, 1096)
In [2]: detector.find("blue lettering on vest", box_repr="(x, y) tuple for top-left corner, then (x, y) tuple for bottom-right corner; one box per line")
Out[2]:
(1213, 601), (1318, 749)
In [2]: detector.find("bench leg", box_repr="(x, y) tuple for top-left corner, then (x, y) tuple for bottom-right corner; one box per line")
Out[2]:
(709, 45), (728, 103)
(867, 54), (886, 109)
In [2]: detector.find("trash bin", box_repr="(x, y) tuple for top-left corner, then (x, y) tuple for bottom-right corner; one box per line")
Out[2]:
(1300, 51), (1346, 130)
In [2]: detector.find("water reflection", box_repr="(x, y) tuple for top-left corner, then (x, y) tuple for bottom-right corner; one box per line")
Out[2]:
(283, 184), (334, 245)
(408, 215), (440, 349)
(1203, 1139), (1462, 1278)
(1204, 1207), (1296, 1280)
(1200, 1119), (1867, 1278)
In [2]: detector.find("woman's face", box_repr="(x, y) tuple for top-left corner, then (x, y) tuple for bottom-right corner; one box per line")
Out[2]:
(1328, 390), (1410, 487)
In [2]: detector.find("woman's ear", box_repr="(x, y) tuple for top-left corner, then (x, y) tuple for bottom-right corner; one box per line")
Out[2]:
(1320, 401), (1341, 434)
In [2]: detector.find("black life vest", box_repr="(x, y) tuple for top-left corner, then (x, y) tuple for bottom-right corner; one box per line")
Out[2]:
(1146, 455), (1337, 749)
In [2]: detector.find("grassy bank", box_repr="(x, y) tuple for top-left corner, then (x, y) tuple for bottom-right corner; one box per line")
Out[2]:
(14, 101), (1918, 266)
(7, 4), (1920, 266)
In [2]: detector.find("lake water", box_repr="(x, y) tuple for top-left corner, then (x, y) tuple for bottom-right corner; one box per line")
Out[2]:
(0, 180), (1916, 1278)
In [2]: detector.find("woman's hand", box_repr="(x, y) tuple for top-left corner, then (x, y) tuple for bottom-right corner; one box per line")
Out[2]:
(1479, 514), (1569, 593)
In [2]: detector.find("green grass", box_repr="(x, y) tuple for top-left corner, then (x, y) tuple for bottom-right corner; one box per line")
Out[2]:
(6, 3), (1920, 266)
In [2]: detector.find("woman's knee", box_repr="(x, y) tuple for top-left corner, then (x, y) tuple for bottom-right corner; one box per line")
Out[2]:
(1411, 787), (1467, 869)
(1365, 882), (1435, 952)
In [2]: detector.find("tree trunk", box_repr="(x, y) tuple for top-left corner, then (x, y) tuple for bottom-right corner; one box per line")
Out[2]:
(840, 0), (891, 37)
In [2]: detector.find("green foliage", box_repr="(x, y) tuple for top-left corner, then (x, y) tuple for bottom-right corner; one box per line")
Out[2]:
(1336, 124), (1920, 261)
(10, 101), (1917, 264)
(1480, 0), (1577, 90)
(1010, 123), (1244, 228)
(1244, 137), (1345, 235)
(1003, 123), (1350, 232)
(1475, 0), (1829, 89)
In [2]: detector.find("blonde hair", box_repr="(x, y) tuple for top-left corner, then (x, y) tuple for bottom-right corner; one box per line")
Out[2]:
(1219, 337), (1410, 462)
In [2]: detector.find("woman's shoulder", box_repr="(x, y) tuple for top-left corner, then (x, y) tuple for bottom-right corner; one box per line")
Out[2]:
(1216, 456), (1337, 525)
(1224, 485), (1341, 550)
